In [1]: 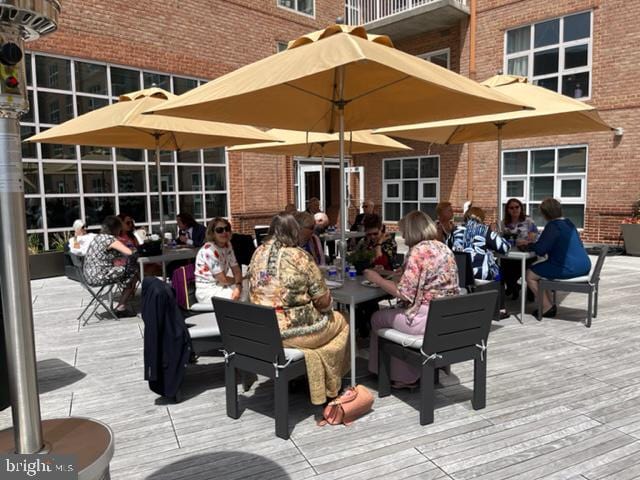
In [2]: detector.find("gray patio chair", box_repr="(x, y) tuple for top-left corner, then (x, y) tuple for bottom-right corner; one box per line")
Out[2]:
(537, 245), (609, 328)
(212, 297), (306, 440)
(377, 291), (498, 425)
(70, 253), (119, 324)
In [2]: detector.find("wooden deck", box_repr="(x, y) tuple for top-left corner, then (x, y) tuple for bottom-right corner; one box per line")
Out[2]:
(2, 254), (640, 479)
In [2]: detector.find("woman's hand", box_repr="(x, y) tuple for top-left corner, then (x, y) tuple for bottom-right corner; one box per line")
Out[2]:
(516, 238), (529, 248)
(364, 268), (383, 285)
(231, 285), (242, 301)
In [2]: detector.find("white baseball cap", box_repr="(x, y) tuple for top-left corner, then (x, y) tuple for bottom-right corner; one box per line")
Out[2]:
(72, 219), (86, 230)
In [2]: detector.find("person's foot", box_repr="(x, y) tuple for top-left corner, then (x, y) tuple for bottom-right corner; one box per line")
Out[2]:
(114, 308), (135, 318)
(498, 310), (511, 320)
(532, 305), (557, 318)
(391, 380), (419, 390)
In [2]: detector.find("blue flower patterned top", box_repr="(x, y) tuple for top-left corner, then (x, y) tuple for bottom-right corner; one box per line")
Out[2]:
(452, 220), (510, 280)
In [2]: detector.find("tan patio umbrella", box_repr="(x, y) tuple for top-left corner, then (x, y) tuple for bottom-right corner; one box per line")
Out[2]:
(27, 87), (276, 233)
(376, 75), (613, 219)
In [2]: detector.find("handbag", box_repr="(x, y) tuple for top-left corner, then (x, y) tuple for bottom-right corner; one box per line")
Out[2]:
(318, 385), (374, 426)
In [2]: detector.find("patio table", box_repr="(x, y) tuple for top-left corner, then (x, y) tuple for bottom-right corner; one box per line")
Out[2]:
(319, 231), (365, 242)
(138, 246), (197, 282)
(331, 276), (390, 386)
(498, 250), (537, 322)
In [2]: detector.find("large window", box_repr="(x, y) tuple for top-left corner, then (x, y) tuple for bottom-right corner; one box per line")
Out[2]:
(504, 11), (591, 99)
(22, 53), (228, 250)
(502, 145), (587, 228)
(277, 0), (314, 17)
(383, 156), (439, 222)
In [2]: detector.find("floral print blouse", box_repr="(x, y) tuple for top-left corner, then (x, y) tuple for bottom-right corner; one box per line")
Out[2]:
(249, 239), (330, 339)
(195, 242), (238, 286)
(397, 240), (460, 320)
(500, 216), (538, 241)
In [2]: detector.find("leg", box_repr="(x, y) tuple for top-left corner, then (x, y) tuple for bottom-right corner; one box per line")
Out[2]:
(225, 361), (239, 419)
(274, 376), (289, 439)
(593, 285), (599, 318)
(472, 355), (487, 410)
(586, 290), (593, 328)
(420, 364), (435, 425)
(378, 339), (391, 398)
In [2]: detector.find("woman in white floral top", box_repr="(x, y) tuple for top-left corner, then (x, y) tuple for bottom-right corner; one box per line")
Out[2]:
(195, 218), (247, 304)
(364, 210), (459, 388)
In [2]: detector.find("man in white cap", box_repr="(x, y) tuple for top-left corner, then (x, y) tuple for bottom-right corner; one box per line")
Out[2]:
(68, 219), (96, 255)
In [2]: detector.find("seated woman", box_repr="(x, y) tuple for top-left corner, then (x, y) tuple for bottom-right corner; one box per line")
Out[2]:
(354, 213), (397, 270)
(364, 211), (459, 388)
(68, 219), (95, 255)
(194, 217), (247, 304)
(499, 198), (538, 299)
(526, 198), (592, 318)
(249, 213), (349, 406)
(83, 215), (138, 317)
(116, 213), (140, 250)
(176, 212), (207, 248)
(435, 201), (455, 245)
(294, 211), (325, 266)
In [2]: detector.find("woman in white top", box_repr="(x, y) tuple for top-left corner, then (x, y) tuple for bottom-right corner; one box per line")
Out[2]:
(194, 217), (248, 304)
(68, 219), (96, 255)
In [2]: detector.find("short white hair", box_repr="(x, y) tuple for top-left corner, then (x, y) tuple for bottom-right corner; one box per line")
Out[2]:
(314, 212), (329, 226)
(72, 219), (85, 230)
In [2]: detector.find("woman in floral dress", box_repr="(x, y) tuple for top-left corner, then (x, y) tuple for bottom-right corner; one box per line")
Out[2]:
(364, 210), (460, 387)
(194, 217), (247, 304)
(249, 213), (349, 405)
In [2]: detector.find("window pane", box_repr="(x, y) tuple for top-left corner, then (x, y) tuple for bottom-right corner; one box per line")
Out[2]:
(43, 162), (78, 193)
(564, 44), (588, 69)
(530, 203), (545, 227)
(534, 76), (558, 92)
(534, 19), (559, 48)
(507, 56), (528, 77)
(25, 198), (42, 229)
(23, 162), (40, 195)
(150, 166), (175, 191)
(386, 183), (399, 198)
(84, 197), (116, 226)
(48, 231), (74, 252)
(119, 196), (148, 223)
(117, 166), (146, 192)
(111, 67), (140, 97)
(402, 159), (418, 178)
(41, 141), (76, 160)
(558, 147), (587, 173)
(25, 53), (32, 86)
(83, 164), (114, 193)
(177, 150), (200, 163)
(506, 180), (524, 197)
(80, 145), (112, 162)
(419, 203), (437, 218)
(403, 180), (418, 201)
(115, 148), (143, 162)
(143, 72), (170, 90)
(532, 150), (555, 173)
(173, 77), (198, 95)
(562, 72), (589, 98)
(403, 203), (418, 216)
(384, 203), (401, 221)
(561, 179), (582, 198)
(23, 90), (34, 123)
(179, 194), (203, 219)
(429, 53), (448, 68)
(151, 195), (177, 222)
(204, 167), (225, 191)
(75, 62), (107, 95)
(205, 193), (227, 218)
(422, 183), (437, 198)
(178, 165), (202, 191)
(384, 160), (401, 179)
(298, 0), (314, 15)
(35, 56), (71, 90)
(503, 151), (527, 175)
(564, 12), (590, 42)
(563, 204), (585, 228)
(533, 49), (559, 76)
(21, 125), (37, 159)
(46, 197), (80, 228)
(420, 157), (438, 178)
(203, 147), (225, 164)
(530, 177), (554, 201)
(507, 26), (530, 54)
(37, 91), (74, 124)
(77, 96), (108, 116)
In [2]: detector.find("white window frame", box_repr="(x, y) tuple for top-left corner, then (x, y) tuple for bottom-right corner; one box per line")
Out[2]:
(418, 48), (451, 69)
(504, 10), (592, 100)
(277, 0), (315, 18)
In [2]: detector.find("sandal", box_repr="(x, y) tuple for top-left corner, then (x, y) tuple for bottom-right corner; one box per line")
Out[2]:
(391, 381), (419, 390)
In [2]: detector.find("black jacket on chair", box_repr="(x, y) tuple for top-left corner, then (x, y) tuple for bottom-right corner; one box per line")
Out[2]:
(141, 277), (192, 398)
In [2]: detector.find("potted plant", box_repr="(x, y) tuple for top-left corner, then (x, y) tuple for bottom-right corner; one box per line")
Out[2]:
(347, 245), (375, 275)
(28, 232), (67, 280)
(621, 197), (640, 256)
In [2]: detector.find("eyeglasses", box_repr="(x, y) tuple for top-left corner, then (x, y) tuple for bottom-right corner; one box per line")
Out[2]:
(214, 226), (231, 234)
(508, 206), (521, 210)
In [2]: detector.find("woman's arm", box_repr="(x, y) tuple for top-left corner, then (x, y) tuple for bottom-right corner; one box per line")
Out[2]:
(109, 239), (132, 256)
(531, 221), (558, 256)
(484, 228), (510, 254)
(363, 269), (406, 299)
(312, 290), (333, 312)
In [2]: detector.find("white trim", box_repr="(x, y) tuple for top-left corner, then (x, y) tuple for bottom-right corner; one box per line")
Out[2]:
(276, 0), (315, 18)
(418, 48), (451, 69)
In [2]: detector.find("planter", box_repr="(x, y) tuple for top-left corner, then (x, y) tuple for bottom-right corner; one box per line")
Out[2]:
(29, 251), (65, 280)
(621, 224), (640, 256)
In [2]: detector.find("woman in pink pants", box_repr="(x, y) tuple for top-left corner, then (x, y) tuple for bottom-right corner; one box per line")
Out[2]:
(364, 210), (460, 388)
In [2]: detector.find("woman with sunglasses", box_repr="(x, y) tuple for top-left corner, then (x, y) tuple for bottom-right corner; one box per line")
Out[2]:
(194, 218), (246, 304)
(116, 213), (140, 250)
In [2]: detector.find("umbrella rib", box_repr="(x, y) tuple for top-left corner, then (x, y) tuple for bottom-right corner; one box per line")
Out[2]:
(283, 82), (334, 104)
(348, 75), (411, 103)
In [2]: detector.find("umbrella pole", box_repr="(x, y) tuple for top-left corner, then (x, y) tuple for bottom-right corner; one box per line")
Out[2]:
(154, 135), (165, 236)
(321, 153), (325, 212)
(495, 123), (505, 225)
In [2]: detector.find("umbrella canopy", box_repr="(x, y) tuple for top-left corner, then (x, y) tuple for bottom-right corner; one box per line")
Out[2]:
(228, 129), (412, 156)
(375, 75), (612, 143)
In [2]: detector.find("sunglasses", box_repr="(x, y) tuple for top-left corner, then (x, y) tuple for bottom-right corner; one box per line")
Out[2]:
(125, 220), (134, 225)
(214, 225), (231, 234)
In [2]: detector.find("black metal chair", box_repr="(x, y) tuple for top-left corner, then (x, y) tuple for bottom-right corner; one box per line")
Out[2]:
(537, 246), (609, 328)
(254, 226), (270, 247)
(454, 251), (475, 291)
(212, 298), (306, 440)
(70, 253), (119, 324)
(377, 291), (498, 425)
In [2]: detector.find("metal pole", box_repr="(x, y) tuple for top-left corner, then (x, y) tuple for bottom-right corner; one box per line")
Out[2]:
(496, 123), (505, 224)
(154, 136), (165, 235)
(337, 66), (346, 280)
(0, 115), (43, 453)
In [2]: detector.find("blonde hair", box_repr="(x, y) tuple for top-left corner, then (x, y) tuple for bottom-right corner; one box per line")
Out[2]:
(400, 210), (438, 247)
(464, 206), (486, 223)
(205, 217), (231, 242)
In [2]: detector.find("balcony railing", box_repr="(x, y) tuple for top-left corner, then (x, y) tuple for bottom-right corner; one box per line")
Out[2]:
(345, 0), (468, 26)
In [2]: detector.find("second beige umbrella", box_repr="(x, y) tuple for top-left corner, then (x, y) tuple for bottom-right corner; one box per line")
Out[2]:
(27, 87), (276, 233)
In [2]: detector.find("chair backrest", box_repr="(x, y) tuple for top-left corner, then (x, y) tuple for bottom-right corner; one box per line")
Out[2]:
(589, 245), (609, 284)
(231, 233), (256, 266)
(254, 226), (270, 247)
(212, 298), (286, 364)
(421, 291), (498, 355)
(454, 251), (475, 290)
(69, 253), (88, 284)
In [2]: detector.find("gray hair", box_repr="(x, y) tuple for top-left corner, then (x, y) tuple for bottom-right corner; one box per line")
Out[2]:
(269, 213), (300, 247)
(400, 210), (438, 247)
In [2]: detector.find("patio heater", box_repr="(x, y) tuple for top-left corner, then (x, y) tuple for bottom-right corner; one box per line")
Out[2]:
(0, 2), (113, 478)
